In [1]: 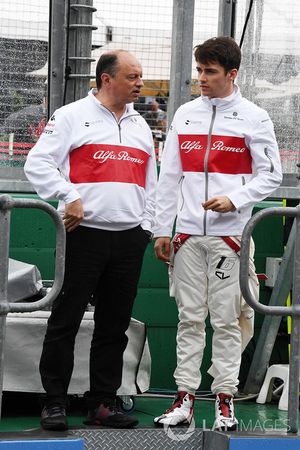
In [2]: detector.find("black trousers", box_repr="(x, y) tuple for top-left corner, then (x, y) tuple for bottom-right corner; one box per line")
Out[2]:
(39, 225), (149, 409)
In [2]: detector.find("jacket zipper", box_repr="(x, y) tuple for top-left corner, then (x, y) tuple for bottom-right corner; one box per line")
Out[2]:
(100, 105), (139, 143)
(264, 146), (274, 173)
(203, 105), (217, 235)
(179, 175), (185, 211)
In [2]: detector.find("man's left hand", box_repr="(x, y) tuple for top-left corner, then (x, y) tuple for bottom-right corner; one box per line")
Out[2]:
(63, 199), (84, 231)
(202, 196), (236, 213)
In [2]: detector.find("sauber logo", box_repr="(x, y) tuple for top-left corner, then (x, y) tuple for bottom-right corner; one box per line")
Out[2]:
(93, 149), (145, 164)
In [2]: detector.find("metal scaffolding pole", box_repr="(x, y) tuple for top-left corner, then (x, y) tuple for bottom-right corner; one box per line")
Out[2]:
(218, 0), (237, 37)
(65, 0), (97, 104)
(49, 0), (96, 114)
(48, 0), (68, 116)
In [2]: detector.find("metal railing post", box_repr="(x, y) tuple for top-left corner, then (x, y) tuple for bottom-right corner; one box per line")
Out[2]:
(243, 221), (296, 394)
(240, 205), (300, 433)
(0, 194), (66, 419)
(288, 210), (300, 432)
(0, 195), (12, 416)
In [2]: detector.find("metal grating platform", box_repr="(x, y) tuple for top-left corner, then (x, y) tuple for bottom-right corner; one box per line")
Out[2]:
(1, 427), (300, 450)
(69, 427), (203, 450)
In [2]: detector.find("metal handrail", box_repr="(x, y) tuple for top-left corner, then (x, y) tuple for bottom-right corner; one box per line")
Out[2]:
(0, 194), (66, 416)
(240, 205), (300, 433)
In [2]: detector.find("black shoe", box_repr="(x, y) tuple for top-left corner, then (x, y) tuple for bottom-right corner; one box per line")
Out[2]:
(41, 404), (68, 431)
(83, 400), (138, 429)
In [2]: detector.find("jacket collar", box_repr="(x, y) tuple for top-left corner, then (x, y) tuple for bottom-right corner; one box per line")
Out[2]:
(201, 84), (242, 110)
(88, 89), (138, 118)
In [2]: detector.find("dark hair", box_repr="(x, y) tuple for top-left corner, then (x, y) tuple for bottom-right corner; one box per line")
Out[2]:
(95, 52), (120, 89)
(194, 37), (241, 73)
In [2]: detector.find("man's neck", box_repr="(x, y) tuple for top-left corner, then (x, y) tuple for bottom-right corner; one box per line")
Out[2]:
(95, 91), (126, 120)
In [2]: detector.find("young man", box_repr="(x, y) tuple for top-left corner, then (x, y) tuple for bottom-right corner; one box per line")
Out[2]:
(24, 50), (157, 430)
(153, 37), (282, 430)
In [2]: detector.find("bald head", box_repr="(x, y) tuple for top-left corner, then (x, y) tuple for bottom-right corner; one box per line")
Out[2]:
(95, 50), (140, 90)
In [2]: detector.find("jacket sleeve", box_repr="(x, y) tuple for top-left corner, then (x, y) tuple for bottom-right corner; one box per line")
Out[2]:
(141, 133), (158, 232)
(153, 121), (183, 237)
(228, 112), (282, 209)
(24, 108), (81, 204)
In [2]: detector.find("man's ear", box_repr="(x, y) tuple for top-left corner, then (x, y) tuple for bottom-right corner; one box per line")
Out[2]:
(229, 68), (238, 81)
(101, 73), (111, 86)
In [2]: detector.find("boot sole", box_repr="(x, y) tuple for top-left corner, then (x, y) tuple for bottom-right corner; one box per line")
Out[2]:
(41, 420), (68, 431)
(83, 419), (139, 429)
(154, 420), (189, 427)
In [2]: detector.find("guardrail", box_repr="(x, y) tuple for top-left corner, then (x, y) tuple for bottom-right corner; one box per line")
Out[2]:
(0, 194), (65, 417)
(240, 206), (300, 433)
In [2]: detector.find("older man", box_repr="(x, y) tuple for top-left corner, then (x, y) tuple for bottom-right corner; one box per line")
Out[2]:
(24, 50), (157, 430)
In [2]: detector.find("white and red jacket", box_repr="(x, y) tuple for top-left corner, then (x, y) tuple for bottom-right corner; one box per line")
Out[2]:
(154, 86), (282, 237)
(24, 90), (157, 232)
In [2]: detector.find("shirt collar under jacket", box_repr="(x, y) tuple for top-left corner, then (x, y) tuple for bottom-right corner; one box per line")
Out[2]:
(201, 84), (242, 110)
(88, 88), (137, 119)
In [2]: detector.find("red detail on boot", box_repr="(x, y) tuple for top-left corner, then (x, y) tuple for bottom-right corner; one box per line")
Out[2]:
(218, 393), (233, 418)
(166, 391), (194, 414)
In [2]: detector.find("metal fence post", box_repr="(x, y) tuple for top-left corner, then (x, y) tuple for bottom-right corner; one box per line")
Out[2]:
(65, 0), (97, 104)
(48, 0), (68, 116)
(49, 0), (96, 114)
(218, 0), (237, 37)
(167, 0), (195, 126)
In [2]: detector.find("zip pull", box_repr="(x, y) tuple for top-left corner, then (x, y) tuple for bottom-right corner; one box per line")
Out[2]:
(179, 175), (185, 211)
(264, 146), (274, 173)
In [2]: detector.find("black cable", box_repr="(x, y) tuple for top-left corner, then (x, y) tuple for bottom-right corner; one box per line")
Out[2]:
(47, 0), (53, 120)
(239, 0), (254, 48)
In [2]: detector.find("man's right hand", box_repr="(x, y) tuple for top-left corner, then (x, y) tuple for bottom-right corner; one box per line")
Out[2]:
(154, 237), (171, 262)
(63, 198), (84, 232)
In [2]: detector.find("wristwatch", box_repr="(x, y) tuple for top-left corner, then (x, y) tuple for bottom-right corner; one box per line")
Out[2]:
(144, 230), (154, 241)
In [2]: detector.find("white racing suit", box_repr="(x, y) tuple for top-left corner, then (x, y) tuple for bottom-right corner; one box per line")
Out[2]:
(154, 85), (282, 395)
(171, 234), (258, 395)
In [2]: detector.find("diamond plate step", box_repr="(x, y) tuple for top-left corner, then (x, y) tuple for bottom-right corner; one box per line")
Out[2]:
(69, 427), (203, 450)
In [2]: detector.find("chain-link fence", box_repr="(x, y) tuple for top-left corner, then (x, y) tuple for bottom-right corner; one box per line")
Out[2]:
(0, 0), (49, 167)
(236, 0), (300, 176)
(0, 0), (299, 180)
(91, 0), (218, 158)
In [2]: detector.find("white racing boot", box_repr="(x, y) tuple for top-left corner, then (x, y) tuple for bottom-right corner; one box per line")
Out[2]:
(154, 391), (195, 426)
(213, 393), (238, 431)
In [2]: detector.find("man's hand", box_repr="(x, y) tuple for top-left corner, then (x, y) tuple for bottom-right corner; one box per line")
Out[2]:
(202, 196), (236, 213)
(63, 199), (84, 232)
(154, 237), (171, 262)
